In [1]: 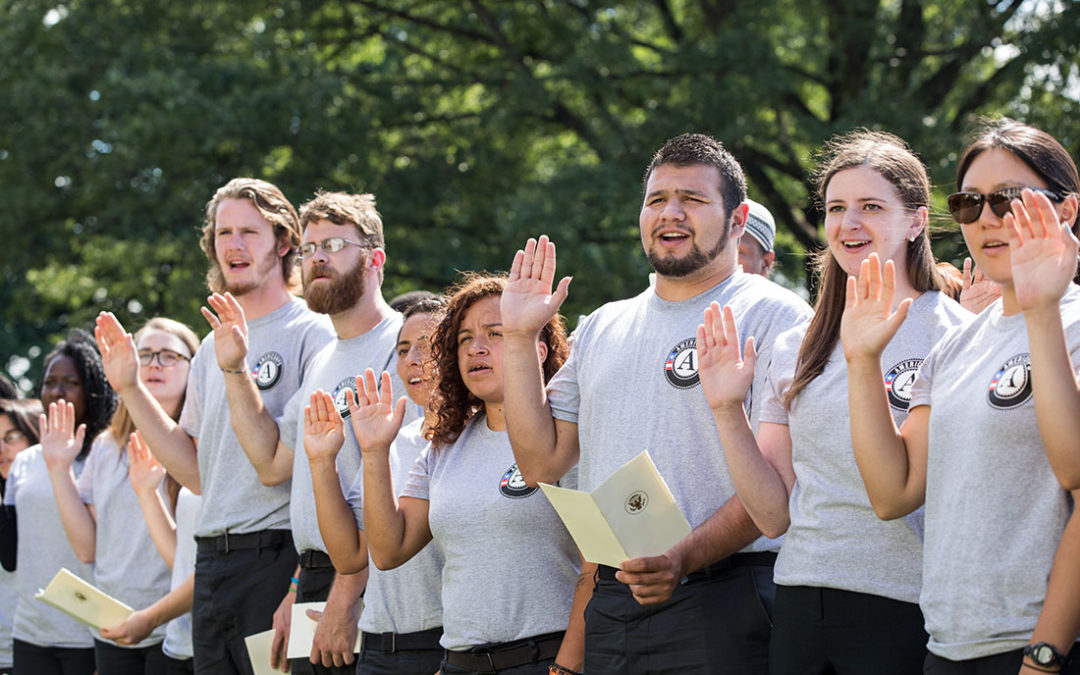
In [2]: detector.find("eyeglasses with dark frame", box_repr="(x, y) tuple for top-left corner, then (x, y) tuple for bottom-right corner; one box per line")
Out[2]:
(947, 186), (1065, 225)
(138, 349), (191, 368)
(296, 238), (366, 260)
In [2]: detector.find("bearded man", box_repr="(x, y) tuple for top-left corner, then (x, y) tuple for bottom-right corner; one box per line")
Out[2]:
(94, 178), (336, 674)
(216, 191), (416, 675)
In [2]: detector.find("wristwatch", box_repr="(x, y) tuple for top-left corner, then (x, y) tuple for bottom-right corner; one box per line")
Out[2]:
(1024, 642), (1066, 669)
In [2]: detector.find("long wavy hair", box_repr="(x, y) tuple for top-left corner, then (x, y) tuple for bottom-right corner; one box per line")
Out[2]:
(427, 273), (568, 449)
(784, 130), (944, 408)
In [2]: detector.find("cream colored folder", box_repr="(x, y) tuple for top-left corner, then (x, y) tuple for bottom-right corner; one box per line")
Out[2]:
(243, 628), (278, 675)
(540, 450), (691, 568)
(286, 600), (364, 660)
(34, 568), (133, 631)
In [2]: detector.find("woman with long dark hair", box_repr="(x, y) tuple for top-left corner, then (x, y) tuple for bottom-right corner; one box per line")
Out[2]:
(698, 130), (969, 673)
(843, 119), (1080, 674)
(2, 330), (116, 675)
(44, 317), (198, 674)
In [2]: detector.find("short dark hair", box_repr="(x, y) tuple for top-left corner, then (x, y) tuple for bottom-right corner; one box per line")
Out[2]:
(643, 133), (747, 219)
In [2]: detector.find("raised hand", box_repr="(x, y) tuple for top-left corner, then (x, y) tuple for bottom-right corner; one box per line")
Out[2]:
(959, 257), (1001, 314)
(841, 254), (912, 363)
(347, 369), (406, 456)
(40, 400), (86, 471)
(1007, 188), (1079, 314)
(127, 431), (165, 497)
(304, 390), (346, 465)
(697, 302), (757, 411)
(501, 235), (572, 337)
(95, 312), (141, 394)
(201, 292), (249, 372)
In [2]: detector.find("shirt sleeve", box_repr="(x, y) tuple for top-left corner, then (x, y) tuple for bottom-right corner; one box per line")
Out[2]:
(400, 445), (434, 501)
(547, 316), (593, 424)
(908, 346), (938, 410)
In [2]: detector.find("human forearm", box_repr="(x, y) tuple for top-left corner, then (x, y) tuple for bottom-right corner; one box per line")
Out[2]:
(1027, 494), (1080, 669)
(134, 488), (177, 568)
(121, 382), (200, 490)
(223, 371), (292, 485)
(847, 357), (924, 519)
(1026, 308), (1080, 489)
(553, 561), (595, 673)
(361, 451), (429, 569)
(48, 466), (96, 563)
(673, 495), (761, 575)
(503, 335), (576, 485)
(147, 573), (195, 626)
(310, 457), (368, 574)
(712, 408), (792, 538)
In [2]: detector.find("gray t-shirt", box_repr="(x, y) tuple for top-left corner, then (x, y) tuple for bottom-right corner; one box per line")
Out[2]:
(77, 433), (172, 647)
(163, 487), (200, 660)
(400, 417), (579, 650)
(281, 313), (409, 554)
(910, 286), (1080, 661)
(346, 418), (443, 635)
(3, 445), (95, 648)
(0, 549), (14, 667)
(761, 291), (970, 603)
(547, 272), (811, 550)
(179, 297), (334, 537)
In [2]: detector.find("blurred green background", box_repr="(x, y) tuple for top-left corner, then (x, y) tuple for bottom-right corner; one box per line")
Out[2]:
(2, 0), (1077, 392)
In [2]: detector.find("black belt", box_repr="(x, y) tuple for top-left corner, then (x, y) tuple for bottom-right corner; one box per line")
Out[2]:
(299, 549), (334, 569)
(444, 631), (563, 673)
(361, 627), (442, 653)
(195, 529), (290, 554)
(597, 551), (777, 583)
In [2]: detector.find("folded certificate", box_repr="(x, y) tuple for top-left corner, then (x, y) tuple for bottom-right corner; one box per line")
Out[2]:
(540, 451), (691, 568)
(286, 600), (364, 660)
(244, 628), (278, 675)
(35, 568), (133, 631)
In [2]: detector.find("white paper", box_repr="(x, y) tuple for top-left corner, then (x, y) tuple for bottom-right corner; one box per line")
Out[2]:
(286, 600), (364, 660)
(540, 450), (691, 568)
(244, 628), (278, 675)
(34, 568), (133, 631)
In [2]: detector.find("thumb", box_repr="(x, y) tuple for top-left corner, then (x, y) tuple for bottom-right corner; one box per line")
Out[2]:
(392, 397), (408, 426)
(74, 424), (86, 450)
(552, 276), (572, 306)
(743, 336), (757, 372)
(887, 298), (913, 333)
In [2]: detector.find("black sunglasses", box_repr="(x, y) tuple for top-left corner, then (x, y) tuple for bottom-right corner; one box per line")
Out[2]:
(947, 186), (1065, 225)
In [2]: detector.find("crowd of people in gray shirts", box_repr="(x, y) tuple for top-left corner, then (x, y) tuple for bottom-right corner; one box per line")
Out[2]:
(1, 117), (1079, 675)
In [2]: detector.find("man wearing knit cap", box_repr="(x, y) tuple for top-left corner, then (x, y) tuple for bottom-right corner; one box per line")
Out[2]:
(737, 198), (776, 276)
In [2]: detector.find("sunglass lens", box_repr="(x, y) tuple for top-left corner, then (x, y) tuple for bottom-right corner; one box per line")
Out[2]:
(948, 193), (982, 224)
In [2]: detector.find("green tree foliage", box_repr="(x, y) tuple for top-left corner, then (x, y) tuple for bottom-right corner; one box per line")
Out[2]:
(1, 0), (1077, 389)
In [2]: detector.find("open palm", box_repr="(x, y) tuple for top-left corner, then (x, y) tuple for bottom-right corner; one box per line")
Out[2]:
(1007, 189), (1079, 314)
(304, 390), (346, 463)
(841, 254), (911, 363)
(697, 302), (756, 410)
(40, 400), (85, 471)
(347, 369), (405, 455)
(502, 235), (571, 336)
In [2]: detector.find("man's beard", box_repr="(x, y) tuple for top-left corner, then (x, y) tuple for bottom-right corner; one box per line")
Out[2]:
(303, 257), (366, 315)
(645, 221), (729, 278)
(223, 248), (281, 296)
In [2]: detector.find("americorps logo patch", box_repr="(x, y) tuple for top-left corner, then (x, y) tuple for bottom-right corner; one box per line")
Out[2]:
(331, 376), (358, 418)
(252, 352), (284, 390)
(499, 463), (537, 499)
(663, 337), (699, 389)
(884, 358), (923, 411)
(987, 353), (1032, 409)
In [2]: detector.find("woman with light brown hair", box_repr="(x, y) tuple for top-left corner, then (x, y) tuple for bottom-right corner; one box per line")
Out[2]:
(698, 130), (969, 674)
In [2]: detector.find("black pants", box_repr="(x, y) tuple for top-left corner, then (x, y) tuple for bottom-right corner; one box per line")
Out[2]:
(12, 638), (95, 675)
(192, 530), (297, 675)
(925, 648), (1080, 674)
(585, 563), (774, 674)
(356, 636), (442, 675)
(290, 561), (355, 675)
(440, 659), (552, 675)
(164, 656), (193, 675)
(93, 639), (168, 674)
(769, 585), (926, 675)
